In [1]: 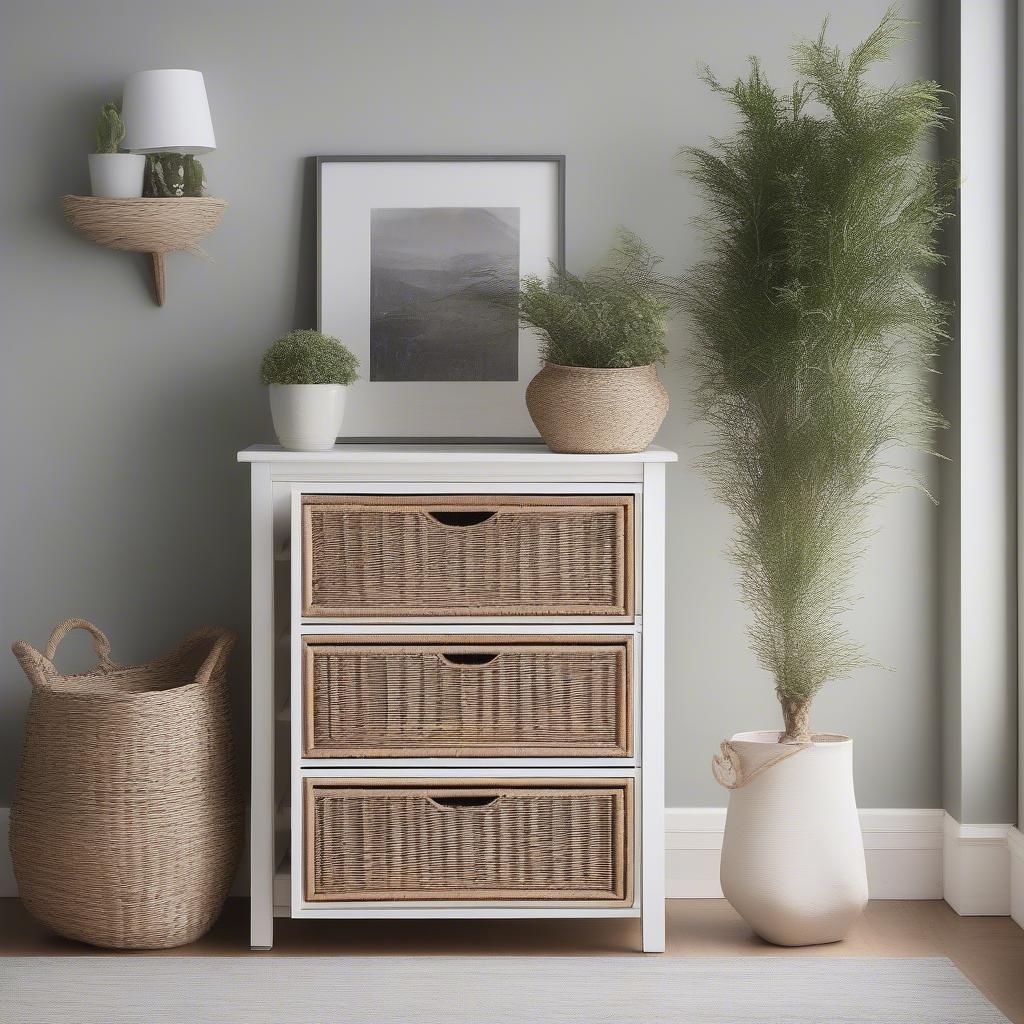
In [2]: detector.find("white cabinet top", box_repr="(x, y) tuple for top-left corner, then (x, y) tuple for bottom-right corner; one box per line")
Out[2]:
(237, 443), (678, 464)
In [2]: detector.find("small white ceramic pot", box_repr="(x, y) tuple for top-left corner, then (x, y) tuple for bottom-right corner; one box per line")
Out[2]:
(88, 153), (146, 198)
(268, 384), (347, 452)
(713, 730), (868, 946)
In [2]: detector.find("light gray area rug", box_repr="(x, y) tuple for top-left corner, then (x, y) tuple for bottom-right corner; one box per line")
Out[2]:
(0, 956), (1010, 1023)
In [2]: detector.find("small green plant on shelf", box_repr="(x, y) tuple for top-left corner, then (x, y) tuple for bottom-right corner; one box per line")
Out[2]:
(517, 230), (669, 369)
(143, 153), (207, 198)
(94, 103), (125, 154)
(260, 330), (360, 386)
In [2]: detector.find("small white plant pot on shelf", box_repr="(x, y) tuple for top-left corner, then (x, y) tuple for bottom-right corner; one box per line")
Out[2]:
(713, 731), (868, 946)
(268, 384), (346, 452)
(88, 153), (146, 198)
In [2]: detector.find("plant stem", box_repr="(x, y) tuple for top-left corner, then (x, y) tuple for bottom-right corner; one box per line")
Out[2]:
(780, 698), (813, 744)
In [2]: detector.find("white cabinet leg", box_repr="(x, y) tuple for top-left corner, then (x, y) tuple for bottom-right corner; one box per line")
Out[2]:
(641, 780), (666, 953)
(641, 463), (667, 953)
(642, 908), (666, 953)
(250, 464), (275, 951)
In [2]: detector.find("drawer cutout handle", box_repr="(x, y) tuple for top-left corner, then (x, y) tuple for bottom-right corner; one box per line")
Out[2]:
(439, 652), (499, 668)
(425, 509), (497, 528)
(427, 795), (501, 811)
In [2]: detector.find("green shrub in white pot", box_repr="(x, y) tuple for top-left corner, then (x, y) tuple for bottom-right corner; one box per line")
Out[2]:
(673, 9), (953, 945)
(88, 103), (145, 198)
(260, 330), (359, 451)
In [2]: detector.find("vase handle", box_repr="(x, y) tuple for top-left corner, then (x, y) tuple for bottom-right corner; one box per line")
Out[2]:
(712, 739), (811, 790)
(712, 741), (743, 789)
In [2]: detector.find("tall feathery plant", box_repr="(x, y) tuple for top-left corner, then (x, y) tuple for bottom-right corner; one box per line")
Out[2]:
(674, 8), (952, 743)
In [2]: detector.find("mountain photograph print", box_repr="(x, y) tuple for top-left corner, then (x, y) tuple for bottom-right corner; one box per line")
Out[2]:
(369, 206), (521, 381)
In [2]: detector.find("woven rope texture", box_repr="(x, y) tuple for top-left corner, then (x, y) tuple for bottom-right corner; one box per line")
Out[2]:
(306, 780), (632, 904)
(302, 494), (633, 618)
(62, 196), (227, 253)
(306, 639), (631, 757)
(525, 362), (669, 454)
(10, 619), (243, 949)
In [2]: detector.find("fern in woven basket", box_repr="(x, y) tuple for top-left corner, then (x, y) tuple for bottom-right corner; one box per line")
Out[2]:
(518, 230), (669, 369)
(671, 7), (953, 742)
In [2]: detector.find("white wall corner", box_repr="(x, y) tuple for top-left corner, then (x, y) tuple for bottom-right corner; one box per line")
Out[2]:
(1009, 827), (1024, 928)
(666, 808), (944, 900)
(942, 813), (1012, 916)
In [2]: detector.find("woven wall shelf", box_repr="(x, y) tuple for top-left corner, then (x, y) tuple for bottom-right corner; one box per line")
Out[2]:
(62, 195), (227, 306)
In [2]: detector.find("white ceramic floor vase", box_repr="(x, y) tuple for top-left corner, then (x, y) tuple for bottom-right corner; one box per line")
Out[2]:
(268, 384), (346, 451)
(713, 731), (868, 946)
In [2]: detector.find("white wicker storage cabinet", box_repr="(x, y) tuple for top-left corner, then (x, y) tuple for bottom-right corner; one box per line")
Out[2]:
(238, 443), (676, 952)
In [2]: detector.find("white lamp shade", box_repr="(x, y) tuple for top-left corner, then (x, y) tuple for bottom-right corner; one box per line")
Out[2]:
(121, 69), (216, 154)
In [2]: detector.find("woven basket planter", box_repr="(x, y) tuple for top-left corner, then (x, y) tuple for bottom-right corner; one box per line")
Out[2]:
(10, 619), (242, 949)
(525, 362), (669, 454)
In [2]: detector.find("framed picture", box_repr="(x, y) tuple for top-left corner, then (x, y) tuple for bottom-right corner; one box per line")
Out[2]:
(317, 155), (565, 439)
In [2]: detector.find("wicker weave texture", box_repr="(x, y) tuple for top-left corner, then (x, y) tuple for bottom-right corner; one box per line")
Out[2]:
(62, 196), (227, 253)
(525, 362), (669, 455)
(302, 494), (634, 618)
(305, 779), (633, 904)
(10, 619), (243, 949)
(304, 636), (632, 757)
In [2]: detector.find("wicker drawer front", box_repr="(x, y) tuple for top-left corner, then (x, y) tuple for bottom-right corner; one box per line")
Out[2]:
(304, 779), (633, 904)
(303, 636), (633, 758)
(301, 494), (634, 618)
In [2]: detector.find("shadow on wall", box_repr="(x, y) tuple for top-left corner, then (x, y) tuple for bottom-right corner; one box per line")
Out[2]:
(292, 156), (318, 329)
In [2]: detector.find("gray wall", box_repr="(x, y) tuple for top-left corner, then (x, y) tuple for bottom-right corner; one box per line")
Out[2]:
(1, 0), (947, 809)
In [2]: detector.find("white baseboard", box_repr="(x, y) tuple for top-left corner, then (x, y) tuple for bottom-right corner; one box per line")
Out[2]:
(666, 808), (944, 900)
(1008, 826), (1024, 927)
(0, 805), (1018, 917)
(665, 809), (727, 898)
(942, 813), (1012, 915)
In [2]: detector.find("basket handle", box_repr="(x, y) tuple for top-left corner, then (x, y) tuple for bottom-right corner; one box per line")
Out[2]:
(193, 629), (237, 686)
(711, 739), (810, 790)
(439, 652), (500, 668)
(427, 795), (501, 811)
(43, 618), (117, 672)
(424, 509), (498, 528)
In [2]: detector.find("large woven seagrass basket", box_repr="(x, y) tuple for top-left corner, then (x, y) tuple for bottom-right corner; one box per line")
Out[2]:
(10, 619), (242, 948)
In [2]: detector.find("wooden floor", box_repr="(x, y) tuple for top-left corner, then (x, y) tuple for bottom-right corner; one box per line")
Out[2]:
(2, 898), (1022, 1021)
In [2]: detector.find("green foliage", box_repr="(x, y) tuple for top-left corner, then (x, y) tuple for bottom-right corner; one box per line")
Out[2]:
(517, 230), (669, 369)
(260, 330), (360, 386)
(94, 103), (125, 154)
(671, 7), (952, 736)
(143, 153), (206, 197)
